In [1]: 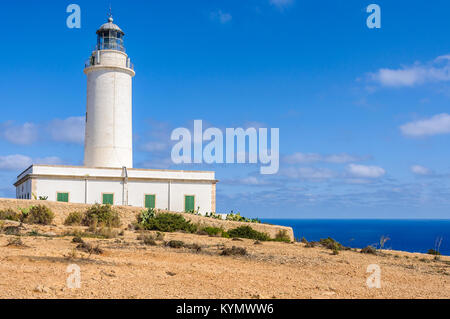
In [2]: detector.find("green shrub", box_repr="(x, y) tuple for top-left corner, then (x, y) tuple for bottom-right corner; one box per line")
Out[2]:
(166, 240), (184, 248)
(274, 229), (291, 242)
(427, 249), (441, 256)
(76, 242), (103, 255)
(200, 226), (223, 237)
(137, 234), (157, 246)
(7, 237), (25, 247)
(137, 208), (156, 225)
(155, 232), (165, 241)
(305, 241), (318, 248)
(64, 228), (116, 240)
(226, 212), (261, 223)
(186, 243), (202, 252)
(319, 237), (347, 251)
(82, 204), (120, 228)
(139, 213), (197, 233)
(93, 226), (119, 239)
(227, 226), (270, 241)
(26, 230), (53, 237)
(221, 246), (247, 256)
(64, 212), (83, 226)
(3, 226), (20, 235)
(0, 209), (21, 221)
(361, 246), (377, 255)
(72, 236), (84, 244)
(22, 205), (54, 225)
(27, 229), (40, 237)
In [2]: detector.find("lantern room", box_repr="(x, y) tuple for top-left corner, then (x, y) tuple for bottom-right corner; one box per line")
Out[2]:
(96, 16), (125, 52)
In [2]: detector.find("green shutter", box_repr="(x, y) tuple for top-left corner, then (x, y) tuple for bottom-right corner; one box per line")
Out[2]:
(102, 193), (114, 205)
(57, 192), (69, 202)
(145, 195), (156, 209)
(185, 196), (195, 212)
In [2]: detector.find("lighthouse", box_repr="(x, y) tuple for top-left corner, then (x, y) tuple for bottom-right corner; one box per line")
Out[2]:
(14, 14), (217, 214)
(83, 15), (135, 168)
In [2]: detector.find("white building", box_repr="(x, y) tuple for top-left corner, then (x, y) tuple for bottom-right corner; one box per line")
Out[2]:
(14, 16), (217, 214)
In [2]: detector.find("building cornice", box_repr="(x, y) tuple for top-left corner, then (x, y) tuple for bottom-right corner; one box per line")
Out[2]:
(14, 174), (219, 187)
(84, 64), (135, 77)
(26, 164), (215, 174)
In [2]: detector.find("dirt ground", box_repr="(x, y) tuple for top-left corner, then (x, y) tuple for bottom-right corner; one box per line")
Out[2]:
(0, 221), (448, 299)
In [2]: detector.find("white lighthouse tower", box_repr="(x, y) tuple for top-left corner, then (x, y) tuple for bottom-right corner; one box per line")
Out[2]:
(83, 15), (135, 168)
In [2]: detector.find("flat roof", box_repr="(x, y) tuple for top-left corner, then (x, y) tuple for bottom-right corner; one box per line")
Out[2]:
(17, 164), (215, 179)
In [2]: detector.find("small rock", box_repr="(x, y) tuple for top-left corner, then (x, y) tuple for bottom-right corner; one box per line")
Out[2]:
(34, 285), (49, 293)
(322, 291), (336, 296)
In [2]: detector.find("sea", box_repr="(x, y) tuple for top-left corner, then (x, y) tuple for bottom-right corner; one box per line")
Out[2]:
(262, 219), (450, 256)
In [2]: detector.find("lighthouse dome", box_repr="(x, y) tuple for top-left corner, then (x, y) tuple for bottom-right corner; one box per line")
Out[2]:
(97, 16), (124, 35)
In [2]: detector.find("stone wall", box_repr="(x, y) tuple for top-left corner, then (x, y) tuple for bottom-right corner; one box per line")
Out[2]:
(0, 198), (294, 241)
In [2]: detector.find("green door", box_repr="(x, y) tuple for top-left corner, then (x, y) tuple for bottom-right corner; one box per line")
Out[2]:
(102, 193), (114, 205)
(145, 195), (156, 209)
(57, 192), (69, 202)
(185, 196), (195, 212)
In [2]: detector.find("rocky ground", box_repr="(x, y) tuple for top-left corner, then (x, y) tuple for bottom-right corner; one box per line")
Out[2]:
(0, 221), (448, 299)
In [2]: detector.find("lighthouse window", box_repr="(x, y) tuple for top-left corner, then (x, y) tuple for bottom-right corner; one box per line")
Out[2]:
(57, 192), (69, 203)
(145, 194), (156, 209)
(184, 195), (195, 212)
(102, 193), (114, 205)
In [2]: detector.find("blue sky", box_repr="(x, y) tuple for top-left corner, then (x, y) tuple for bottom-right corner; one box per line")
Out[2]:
(1, 0), (450, 219)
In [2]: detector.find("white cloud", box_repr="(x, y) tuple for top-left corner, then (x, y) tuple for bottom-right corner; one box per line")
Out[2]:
(400, 113), (450, 137)
(141, 142), (169, 152)
(270, 0), (294, 9)
(282, 167), (335, 180)
(0, 155), (33, 171)
(411, 165), (431, 175)
(139, 157), (173, 170)
(284, 152), (363, 164)
(48, 116), (85, 144)
(0, 155), (63, 171)
(239, 176), (269, 185)
(0, 116), (85, 145)
(347, 164), (385, 178)
(369, 55), (450, 87)
(0, 122), (38, 145)
(284, 153), (321, 164)
(222, 176), (270, 186)
(210, 10), (232, 24)
(325, 154), (363, 164)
